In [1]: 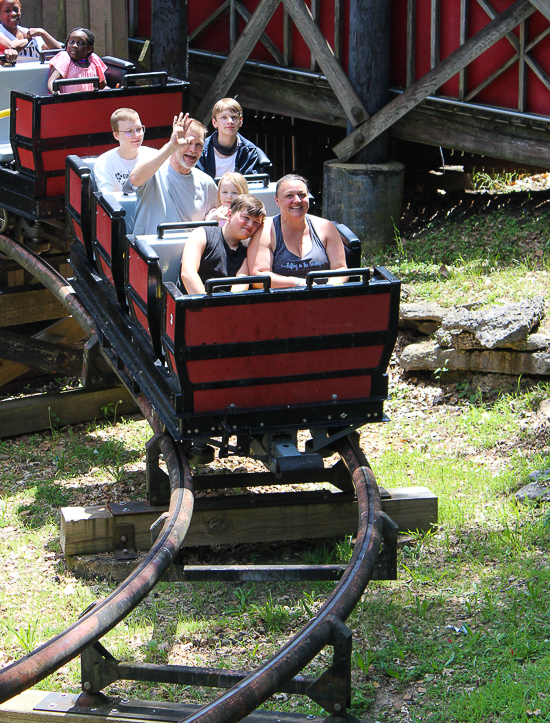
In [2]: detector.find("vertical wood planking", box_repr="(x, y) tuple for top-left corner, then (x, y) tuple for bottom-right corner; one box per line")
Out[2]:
(430, 0), (441, 71)
(57, 0), (67, 42)
(283, 6), (292, 66)
(310, 0), (321, 72)
(230, 0), (237, 50)
(459, 0), (470, 100)
(406, 0), (416, 87)
(334, 0), (343, 62)
(519, 20), (527, 112)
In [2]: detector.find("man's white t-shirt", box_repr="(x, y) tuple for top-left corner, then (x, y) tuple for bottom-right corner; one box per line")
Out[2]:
(93, 146), (157, 194)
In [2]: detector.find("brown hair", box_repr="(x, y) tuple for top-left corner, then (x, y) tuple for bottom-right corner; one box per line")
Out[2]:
(216, 172), (249, 207)
(211, 98), (243, 119)
(111, 108), (140, 132)
(230, 194), (266, 219)
(275, 174), (309, 198)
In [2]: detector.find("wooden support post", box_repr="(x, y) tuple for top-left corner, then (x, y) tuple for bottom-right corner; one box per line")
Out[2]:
(60, 486), (438, 557)
(282, 0), (368, 127)
(151, 0), (188, 80)
(334, 0), (536, 161)
(346, 0), (391, 162)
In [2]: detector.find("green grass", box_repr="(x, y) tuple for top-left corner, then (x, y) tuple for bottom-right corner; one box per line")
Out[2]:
(377, 204), (550, 306)
(1, 202), (550, 719)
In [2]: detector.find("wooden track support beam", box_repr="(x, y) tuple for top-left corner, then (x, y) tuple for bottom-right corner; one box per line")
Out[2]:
(60, 486), (438, 558)
(334, 0), (536, 161)
(0, 288), (66, 327)
(0, 689), (336, 723)
(0, 387), (138, 438)
(0, 317), (87, 388)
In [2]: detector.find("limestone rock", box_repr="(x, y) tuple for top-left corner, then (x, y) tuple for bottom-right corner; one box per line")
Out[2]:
(538, 399), (550, 424)
(399, 340), (550, 375)
(440, 297), (545, 349)
(516, 470), (550, 504)
(436, 328), (550, 351)
(399, 302), (450, 334)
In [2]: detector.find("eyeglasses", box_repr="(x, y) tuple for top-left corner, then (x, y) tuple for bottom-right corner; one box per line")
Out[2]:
(118, 126), (146, 138)
(67, 39), (88, 48)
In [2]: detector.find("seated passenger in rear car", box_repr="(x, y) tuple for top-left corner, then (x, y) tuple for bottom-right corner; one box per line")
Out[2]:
(178, 194), (266, 295)
(0, 0), (61, 59)
(94, 108), (157, 194)
(197, 98), (263, 179)
(47, 27), (106, 94)
(248, 174), (347, 288)
(205, 171), (249, 227)
(127, 114), (217, 236)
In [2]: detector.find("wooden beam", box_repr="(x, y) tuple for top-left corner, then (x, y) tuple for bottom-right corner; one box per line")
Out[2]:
(189, 0), (229, 43)
(60, 486), (438, 557)
(528, 0), (550, 21)
(235, 0), (284, 65)
(459, 0), (470, 100)
(0, 329), (83, 377)
(189, 57), (550, 169)
(0, 317), (87, 387)
(0, 288), (66, 327)
(477, 0), (550, 94)
(282, 0), (369, 126)
(333, 0), (536, 161)
(194, 0), (282, 124)
(391, 102), (550, 167)
(0, 387), (137, 438)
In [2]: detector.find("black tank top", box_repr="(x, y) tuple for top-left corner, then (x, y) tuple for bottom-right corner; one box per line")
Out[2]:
(178, 225), (247, 293)
(272, 214), (329, 279)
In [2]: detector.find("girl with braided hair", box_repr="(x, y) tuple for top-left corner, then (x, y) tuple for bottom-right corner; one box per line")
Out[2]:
(48, 27), (106, 94)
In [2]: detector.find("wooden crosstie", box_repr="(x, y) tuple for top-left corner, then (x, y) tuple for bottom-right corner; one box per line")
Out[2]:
(192, 0), (550, 162)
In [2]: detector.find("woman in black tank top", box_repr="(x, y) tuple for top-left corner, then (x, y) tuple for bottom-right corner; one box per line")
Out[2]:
(247, 174), (348, 288)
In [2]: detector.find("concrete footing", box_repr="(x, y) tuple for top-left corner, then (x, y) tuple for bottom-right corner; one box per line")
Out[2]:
(323, 159), (405, 259)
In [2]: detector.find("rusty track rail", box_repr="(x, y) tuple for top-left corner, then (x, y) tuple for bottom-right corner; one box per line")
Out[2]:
(167, 433), (383, 723)
(0, 234), (96, 338)
(0, 239), (386, 721)
(0, 396), (194, 704)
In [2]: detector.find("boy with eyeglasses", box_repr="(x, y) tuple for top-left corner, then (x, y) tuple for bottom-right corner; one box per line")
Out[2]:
(93, 108), (157, 193)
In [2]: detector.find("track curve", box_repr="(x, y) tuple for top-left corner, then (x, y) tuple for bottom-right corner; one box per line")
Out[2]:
(0, 237), (387, 721)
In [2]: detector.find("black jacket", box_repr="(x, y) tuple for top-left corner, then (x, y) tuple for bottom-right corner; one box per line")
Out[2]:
(196, 132), (261, 178)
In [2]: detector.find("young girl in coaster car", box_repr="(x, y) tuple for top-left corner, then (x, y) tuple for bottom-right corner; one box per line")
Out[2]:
(206, 172), (249, 228)
(48, 27), (106, 94)
(0, 0), (61, 60)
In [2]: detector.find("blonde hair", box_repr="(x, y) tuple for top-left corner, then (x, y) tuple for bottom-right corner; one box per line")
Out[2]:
(111, 108), (140, 132)
(212, 98), (243, 119)
(216, 172), (249, 207)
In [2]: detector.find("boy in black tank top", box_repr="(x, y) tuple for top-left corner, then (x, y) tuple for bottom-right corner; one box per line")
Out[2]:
(179, 194), (266, 295)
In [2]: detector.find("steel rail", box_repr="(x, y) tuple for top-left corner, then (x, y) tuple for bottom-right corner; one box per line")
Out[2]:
(173, 432), (383, 723)
(0, 233), (96, 338)
(0, 395), (194, 705)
